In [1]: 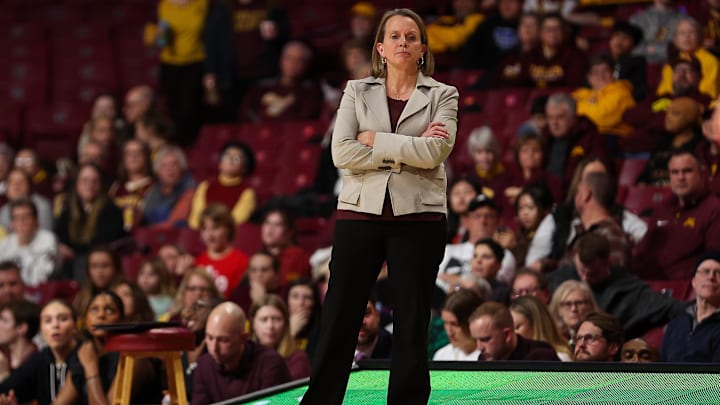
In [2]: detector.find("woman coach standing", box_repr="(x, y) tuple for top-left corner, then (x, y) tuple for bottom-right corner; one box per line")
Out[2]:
(300, 8), (458, 405)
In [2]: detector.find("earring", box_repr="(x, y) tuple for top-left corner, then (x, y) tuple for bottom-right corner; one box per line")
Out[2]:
(417, 56), (425, 67)
(381, 57), (387, 65)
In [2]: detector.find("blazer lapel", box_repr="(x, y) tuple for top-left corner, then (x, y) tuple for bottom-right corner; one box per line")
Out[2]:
(359, 84), (392, 133)
(397, 89), (429, 129)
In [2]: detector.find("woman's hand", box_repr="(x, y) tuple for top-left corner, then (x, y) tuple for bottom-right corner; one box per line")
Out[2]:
(78, 341), (100, 378)
(357, 131), (376, 147)
(289, 311), (310, 337)
(175, 254), (195, 277)
(421, 122), (450, 139)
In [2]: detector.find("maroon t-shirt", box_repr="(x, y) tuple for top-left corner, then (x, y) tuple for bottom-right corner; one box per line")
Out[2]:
(337, 97), (443, 222)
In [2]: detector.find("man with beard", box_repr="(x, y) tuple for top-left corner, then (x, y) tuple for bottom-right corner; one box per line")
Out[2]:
(469, 301), (559, 361)
(354, 295), (391, 363)
(574, 311), (623, 362)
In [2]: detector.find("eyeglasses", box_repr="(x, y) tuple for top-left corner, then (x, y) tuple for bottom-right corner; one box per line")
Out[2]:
(559, 299), (590, 309)
(575, 334), (604, 345)
(186, 285), (211, 293)
(510, 287), (539, 299)
(622, 349), (654, 361)
(696, 268), (720, 278)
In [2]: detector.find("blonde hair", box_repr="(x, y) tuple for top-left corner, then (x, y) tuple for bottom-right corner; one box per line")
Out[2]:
(510, 296), (573, 359)
(171, 267), (220, 316)
(370, 8), (434, 77)
(249, 294), (298, 358)
(548, 280), (598, 335)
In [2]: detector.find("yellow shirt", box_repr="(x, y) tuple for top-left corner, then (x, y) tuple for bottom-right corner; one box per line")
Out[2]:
(656, 48), (720, 98)
(573, 80), (636, 137)
(157, 0), (208, 65)
(427, 13), (484, 53)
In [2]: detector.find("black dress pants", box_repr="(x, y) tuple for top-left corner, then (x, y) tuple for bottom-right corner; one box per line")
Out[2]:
(301, 217), (447, 405)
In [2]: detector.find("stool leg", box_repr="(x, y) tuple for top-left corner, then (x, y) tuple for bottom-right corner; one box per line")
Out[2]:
(164, 353), (188, 405)
(120, 355), (135, 405)
(113, 354), (126, 405)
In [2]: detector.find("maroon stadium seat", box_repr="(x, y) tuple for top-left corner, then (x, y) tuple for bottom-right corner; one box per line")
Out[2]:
(618, 158), (649, 187)
(622, 185), (672, 216)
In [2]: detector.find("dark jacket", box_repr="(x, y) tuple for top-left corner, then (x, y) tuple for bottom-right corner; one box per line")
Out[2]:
(507, 335), (561, 361)
(614, 54), (647, 101)
(544, 116), (610, 188)
(461, 14), (519, 70)
(661, 303), (720, 362)
(548, 265), (686, 339)
(0, 347), (78, 405)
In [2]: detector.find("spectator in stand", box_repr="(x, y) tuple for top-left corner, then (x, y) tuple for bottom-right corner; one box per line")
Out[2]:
(113, 281), (155, 323)
(192, 302), (290, 403)
(560, 171), (631, 268)
(286, 278), (321, 357)
(188, 141), (256, 229)
(608, 22), (647, 102)
(0, 300), (39, 380)
(463, 126), (512, 207)
(630, 0), (683, 64)
(634, 149), (720, 279)
(700, 107), (720, 195)
(517, 95), (549, 137)
(469, 301), (560, 361)
(621, 338), (658, 362)
(702, 0), (720, 57)
(56, 290), (161, 404)
(0, 169), (53, 231)
(77, 140), (106, 169)
(158, 243), (186, 280)
(623, 56), (713, 153)
(573, 311), (623, 362)
(142, 145), (196, 227)
(0, 199), (57, 287)
(470, 238), (511, 303)
(241, 41), (323, 123)
(260, 208), (312, 285)
(145, 0), (208, 146)
(548, 280), (598, 345)
(572, 55), (636, 141)
(134, 114), (171, 158)
(638, 97), (706, 186)
(203, 0), (290, 116)
(123, 86), (158, 137)
(493, 12), (540, 88)
(54, 164), (125, 280)
(230, 251), (286, 314)
(437, 195), (517, 292)
(136, 258), (176, 319)
(341, 38), (373, 82)
(71, 246), (125, 322)
(109, 139), (154, 232)
(522, 13), (587, 88)
(463, 0), (522, 70)
(76, 116), (119, 174)
(180, 296), (222, 367)
(0, 300), (78, 405)
(0, 144), (13, 205)
(348, 2), (378, 48)
(510, 296), (573, 361)
(191, 204), (250, 298)
(0, 263), (25, 307)
(549, 233), (685, 339)
(499, 185), (554, 266)
(510, 268), (551, 304)
(526, 157), (647, 272)
(164, 267), (220, 322)
(83, 93), (127, 139)
(657, 17), (720, 99)
(447, 177), (482, 244)
(504, 134), (561, 204)
(13, 149), (53, 200)
(543, 93), (608, 188)
(426, 0), (485, 60)
(249, 294), (311, 380)
(354, 296), (392, 362)
(661, 251), (720, 362)
(433, 288), (484, 361)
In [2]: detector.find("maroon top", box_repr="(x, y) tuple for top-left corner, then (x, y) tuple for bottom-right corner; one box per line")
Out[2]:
(230, 281), (288, 315)
(241, 77), (323, 122)
(506, 335), (561, 361)
(337, 97), (443, 222)
(285, 349), (311, 380)
(634, 191), (720, 279)
(205, 177), (251, 212)
(191, 341), (291, 404)
(520, 46), (587, 88)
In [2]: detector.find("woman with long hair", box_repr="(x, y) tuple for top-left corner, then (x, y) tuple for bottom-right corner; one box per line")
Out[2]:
(510, 295), (573, 361)
(72, 246), (125, 323)
(548, 280), (599, 346)
(301, 8), (458, 404)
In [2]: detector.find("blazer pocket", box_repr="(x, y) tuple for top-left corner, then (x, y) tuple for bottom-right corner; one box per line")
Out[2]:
(338, 174), (363, 205)
(419, 177), (446, 206)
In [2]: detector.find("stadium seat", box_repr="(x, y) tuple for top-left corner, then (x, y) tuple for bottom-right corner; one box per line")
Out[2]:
(0, 103), (23, 146)
(622, 185), (673, 216)
(25, 103), (87, 160)
(0, 22), (47, 41)
(618, 158), (648, 187)
(482, 88), (530, 116)
(52, 81), (113, 104)
(0, 81), (47, 105)
(50, 23), (112, 41)
(26, 280), (80, 307)
(641, 325), (665, 352)
(233, 222), (262, 254)
(1, 40), (48, 62)
(121, 253), (146, 282)
(644, 279), (692, 301)
(133, 227), (181, 256)
(177, 228), (204, 256)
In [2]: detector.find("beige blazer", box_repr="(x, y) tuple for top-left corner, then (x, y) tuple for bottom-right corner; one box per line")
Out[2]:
(332, 73), (459, 216)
